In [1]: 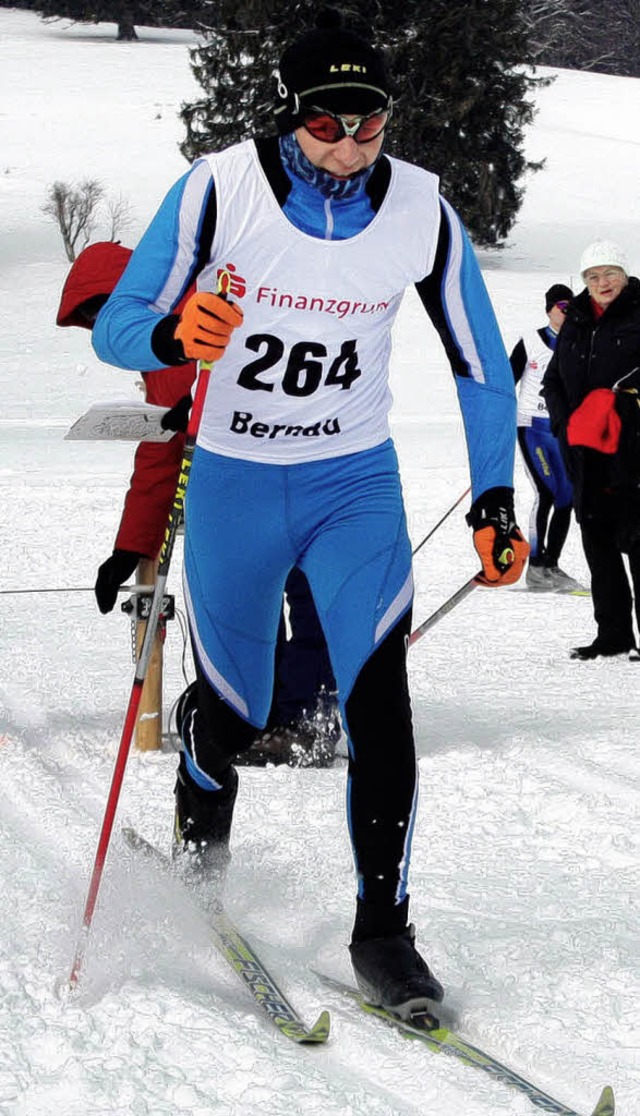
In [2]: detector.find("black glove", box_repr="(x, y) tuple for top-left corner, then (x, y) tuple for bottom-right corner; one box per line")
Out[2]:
(161, 393), (192, 433)
(465, 486), (529, 586)
(95, 549), (143, 614)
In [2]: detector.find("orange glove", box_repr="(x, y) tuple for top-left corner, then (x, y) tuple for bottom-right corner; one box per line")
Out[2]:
(466, 487), (530, 587)
(174, 291), (243, 362)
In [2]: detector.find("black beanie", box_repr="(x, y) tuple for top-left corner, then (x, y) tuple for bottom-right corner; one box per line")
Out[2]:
(545, 283), (573, 312)
(275, 8), (390, 135)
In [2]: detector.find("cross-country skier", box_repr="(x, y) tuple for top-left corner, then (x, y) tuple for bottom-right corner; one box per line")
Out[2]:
(509, 284), (584, 592)
(91, 8), (528, 1019)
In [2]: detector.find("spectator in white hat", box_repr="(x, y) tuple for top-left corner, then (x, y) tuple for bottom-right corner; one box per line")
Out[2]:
(543, 240), (640, 660)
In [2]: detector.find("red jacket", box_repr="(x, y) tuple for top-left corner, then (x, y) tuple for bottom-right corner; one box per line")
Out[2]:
(57, 242), (195, 558)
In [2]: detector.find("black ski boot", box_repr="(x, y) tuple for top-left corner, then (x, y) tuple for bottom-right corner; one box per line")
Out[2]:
(349, 923), (444, 1021)
(172, 752), (238, 900)
(238, 718), (337, 768)
(570, 638), (633, 660)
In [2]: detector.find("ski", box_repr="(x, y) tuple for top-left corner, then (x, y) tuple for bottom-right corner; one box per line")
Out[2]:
(315, 973), (614, 1116)
(122, 826), (330, 1045)
(514, 587), (591, 597)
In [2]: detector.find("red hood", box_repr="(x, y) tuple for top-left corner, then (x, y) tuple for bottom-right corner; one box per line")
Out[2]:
(56, 241), (133, 328)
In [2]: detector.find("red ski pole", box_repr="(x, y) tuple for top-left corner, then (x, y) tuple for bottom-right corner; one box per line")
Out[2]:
(68, 277), (230, 990)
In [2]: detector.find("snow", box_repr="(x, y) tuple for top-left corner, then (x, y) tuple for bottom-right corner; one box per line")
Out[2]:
(1, 10), (639, 1114)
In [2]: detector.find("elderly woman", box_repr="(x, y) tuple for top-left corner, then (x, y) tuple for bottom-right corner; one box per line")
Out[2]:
(543, 240), (640, 660)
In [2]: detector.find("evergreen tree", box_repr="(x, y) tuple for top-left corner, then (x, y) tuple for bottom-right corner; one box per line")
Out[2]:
(523, 0), (640, 78)
(180, 2), (307, 160)
(180, 1), (543, 246)
(31, 0), (204, 41)
(377, 0), (545, 246)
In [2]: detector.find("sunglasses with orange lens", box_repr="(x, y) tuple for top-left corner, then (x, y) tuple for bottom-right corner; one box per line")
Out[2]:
(302, 104), (391, 145)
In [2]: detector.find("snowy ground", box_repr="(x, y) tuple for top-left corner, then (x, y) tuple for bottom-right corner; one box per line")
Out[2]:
(0, 10), (639, 1115)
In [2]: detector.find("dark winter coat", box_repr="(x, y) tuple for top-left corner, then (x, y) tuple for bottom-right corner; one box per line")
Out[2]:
(542, 277), (640, 539)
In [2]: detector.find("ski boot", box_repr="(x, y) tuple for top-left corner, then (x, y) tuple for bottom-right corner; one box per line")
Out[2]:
(546, 566), (586, 593)
(172, 753), (238, 906)
(525, 564), (554, 591)
(350, 923), (444, 1022)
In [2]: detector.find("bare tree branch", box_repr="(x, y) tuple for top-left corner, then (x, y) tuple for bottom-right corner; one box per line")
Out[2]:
(42, 179), (104, 262)
(105, 193), (134, 242)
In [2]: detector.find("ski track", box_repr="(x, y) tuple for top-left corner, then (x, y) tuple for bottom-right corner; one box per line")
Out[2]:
(2, 449), (636, 1114)
(0, 704), (618, 1116)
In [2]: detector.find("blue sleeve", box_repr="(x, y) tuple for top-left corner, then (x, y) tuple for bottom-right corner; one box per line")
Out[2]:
(415, 199), (516, 500)
(92, 159), (217, 371)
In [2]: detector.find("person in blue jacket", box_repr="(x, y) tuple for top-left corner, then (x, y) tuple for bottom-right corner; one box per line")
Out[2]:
(92, 9), (528, 1020)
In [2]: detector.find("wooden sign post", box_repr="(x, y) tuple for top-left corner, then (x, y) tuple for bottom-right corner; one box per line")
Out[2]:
(134, 557), (164, 751)
(64, 404), (175, 752)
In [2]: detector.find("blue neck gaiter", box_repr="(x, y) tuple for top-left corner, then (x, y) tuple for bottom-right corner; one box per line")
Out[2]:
(279, 131), (376, 202)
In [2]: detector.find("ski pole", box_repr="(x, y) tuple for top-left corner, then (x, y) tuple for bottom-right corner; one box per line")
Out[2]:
(68, 370), (209, 989)
(68, 277), (230, 990)
(409, 543), (517, 647)
(411, 485), (471, 558)
(0, 585), (156, 597)
(408, 574), (482, 647)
